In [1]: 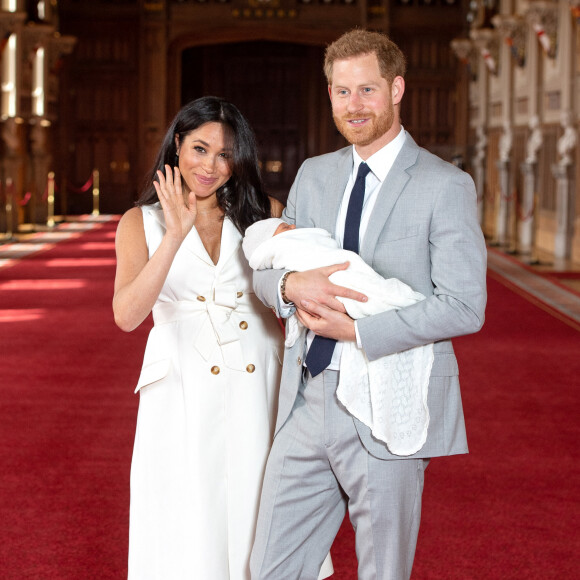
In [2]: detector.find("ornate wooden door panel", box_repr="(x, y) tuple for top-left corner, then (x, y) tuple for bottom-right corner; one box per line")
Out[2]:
(181, 41), (331, 203)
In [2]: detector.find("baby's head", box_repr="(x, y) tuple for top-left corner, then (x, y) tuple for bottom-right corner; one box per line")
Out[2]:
(242, 217), (296, 261)
(273, 222), (296, 236)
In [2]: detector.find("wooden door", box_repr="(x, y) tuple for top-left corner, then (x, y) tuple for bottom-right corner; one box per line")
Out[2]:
(181, 41), (340, 204)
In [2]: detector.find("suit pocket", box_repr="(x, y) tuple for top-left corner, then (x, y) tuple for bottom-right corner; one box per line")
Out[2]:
(379, 224), (420, 242)
(372, 225), (422, 275)
(134, 359), (171, 393)
(429, 353), (459, 377)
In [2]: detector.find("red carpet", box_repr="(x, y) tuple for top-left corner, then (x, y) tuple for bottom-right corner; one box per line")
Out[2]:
(1, 218), (578, 579)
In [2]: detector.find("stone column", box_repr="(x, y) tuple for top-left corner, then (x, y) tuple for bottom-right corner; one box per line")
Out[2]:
(519, 114), (543, 254)
(551, 109), (577, 259)
(470, 28), (497, 237)
(495, 120), (513, 246)
(519, 161), (537, 254)
(495, 158), (510, 246)
(491, 6), (517, 251)
(451, 38), (487, 226)
(473, 125), (487, 225)
(551, 164), (573, 259)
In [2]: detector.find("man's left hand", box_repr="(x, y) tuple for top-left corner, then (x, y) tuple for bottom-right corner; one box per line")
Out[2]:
(296, 300), (356, 342)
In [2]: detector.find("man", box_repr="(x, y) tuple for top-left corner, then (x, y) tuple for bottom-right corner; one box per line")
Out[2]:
(250, 29), (487, 580)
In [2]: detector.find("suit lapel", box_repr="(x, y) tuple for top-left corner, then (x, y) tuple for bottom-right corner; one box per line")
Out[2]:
(360, 133), (420, 263)
(319, 148), (353, 237)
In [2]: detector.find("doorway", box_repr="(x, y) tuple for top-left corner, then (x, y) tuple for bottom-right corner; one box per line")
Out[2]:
(181, 41), (343, 203)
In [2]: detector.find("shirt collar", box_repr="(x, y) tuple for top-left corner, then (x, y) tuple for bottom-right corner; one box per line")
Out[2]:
(351, 126), (406, 182)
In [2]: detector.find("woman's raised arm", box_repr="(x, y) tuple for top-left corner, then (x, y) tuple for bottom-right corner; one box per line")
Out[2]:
(112, 207), (182, 332)
(113, 166), (197, 332)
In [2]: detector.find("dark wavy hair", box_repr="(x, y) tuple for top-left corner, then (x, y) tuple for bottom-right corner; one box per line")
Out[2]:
(137, 96), (271, 234)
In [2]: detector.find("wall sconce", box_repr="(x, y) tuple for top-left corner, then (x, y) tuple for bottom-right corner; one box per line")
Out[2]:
(265, 160), (283, 173)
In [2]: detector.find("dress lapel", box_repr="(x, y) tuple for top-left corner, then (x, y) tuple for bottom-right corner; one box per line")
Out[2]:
(149, 205), (235, 267)
(360, 134), (420, 264)
(181, 225), (215, 267)
(216, 218), (242, 269)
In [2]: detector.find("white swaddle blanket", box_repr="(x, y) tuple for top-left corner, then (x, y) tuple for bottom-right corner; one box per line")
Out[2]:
(243, 222), (434, 456)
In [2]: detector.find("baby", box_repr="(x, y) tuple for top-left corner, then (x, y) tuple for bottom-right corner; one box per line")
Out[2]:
(243, 217), (435, 456)
(243, 218), (428, 328)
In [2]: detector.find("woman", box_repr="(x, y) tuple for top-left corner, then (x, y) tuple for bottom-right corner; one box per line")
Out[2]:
(113, 97), (330, 579)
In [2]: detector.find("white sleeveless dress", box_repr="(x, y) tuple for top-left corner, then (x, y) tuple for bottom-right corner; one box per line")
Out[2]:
(128, 205), (284, 579)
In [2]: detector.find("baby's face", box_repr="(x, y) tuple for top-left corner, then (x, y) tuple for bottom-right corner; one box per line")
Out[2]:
(273, 222), (296, 236)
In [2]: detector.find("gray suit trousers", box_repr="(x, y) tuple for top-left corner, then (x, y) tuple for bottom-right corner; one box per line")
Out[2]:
(250, 369), (428, 580)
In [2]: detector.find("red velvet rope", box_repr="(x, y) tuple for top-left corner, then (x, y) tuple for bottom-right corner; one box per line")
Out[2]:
(500, 187), (516, 202)
(18, 192), (32, 206)
(67, 174), (93, 194)
(1, 179), (55, 205)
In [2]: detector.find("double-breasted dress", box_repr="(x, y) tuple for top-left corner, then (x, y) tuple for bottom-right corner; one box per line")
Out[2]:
(128, 204), (283, 579)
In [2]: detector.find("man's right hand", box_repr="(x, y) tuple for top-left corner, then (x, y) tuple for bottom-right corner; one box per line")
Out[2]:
(284, 263), (368, 315)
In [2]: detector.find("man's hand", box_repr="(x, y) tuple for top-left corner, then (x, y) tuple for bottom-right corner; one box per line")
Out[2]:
(296, 302), (357, 342)
(284, 263), (367, 314)
(284, 262), (365, 342)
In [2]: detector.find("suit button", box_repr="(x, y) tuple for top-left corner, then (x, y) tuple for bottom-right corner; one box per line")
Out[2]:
(197, 296), (206, 302)
(237, 291), (243, 298)
(239, 321), (248, 330)
(211, 366), (220, 375)
(246, 364), (255, 373)
(297, 357), (302, 366)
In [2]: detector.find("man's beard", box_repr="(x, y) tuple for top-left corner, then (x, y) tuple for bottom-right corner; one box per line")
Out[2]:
(333, 103), (394, 147)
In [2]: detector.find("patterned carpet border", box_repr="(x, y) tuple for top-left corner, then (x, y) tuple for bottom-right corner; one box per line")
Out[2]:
(487, 247), (580, 332)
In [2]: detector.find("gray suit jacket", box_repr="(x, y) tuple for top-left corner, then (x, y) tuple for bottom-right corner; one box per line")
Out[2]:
(254, 133), (487, 460)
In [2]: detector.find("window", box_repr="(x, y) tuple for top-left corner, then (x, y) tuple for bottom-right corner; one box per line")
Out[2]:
(1, 34), (17, 119)
(33, 47), (45, 117)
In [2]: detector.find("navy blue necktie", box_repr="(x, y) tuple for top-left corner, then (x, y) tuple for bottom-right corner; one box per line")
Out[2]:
(305, 162), (371, 377)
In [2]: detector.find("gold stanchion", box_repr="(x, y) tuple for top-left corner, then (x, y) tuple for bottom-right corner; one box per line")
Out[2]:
(46, 172), (56, 228)
(60, 176), (68, 221)
(92, 169), (100, 216)
(4, 178), (14, 240)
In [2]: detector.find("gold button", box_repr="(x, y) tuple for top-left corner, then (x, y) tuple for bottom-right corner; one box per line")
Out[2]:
(237, 291), (243, 298)
(211, 366), (220, 375)
(197, 296), (206, 302)
(297, 357), (302, 366)
(239, 321), (248, 330)
(246, 364), (255, 373)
